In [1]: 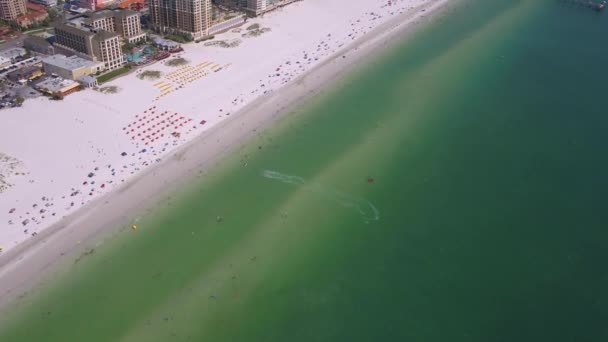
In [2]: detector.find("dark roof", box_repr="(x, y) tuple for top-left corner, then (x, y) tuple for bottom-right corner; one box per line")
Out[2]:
(54, 23), (95, 37)
(6, 66), (43, 81)
(24, 35), (52, 47)
(85, 10), (114, 21)
(93, 30), (119, 41)
(114, 9), (139, 18)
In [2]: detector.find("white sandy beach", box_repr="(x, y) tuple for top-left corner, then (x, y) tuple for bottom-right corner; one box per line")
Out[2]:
(0, 0), (451, 307)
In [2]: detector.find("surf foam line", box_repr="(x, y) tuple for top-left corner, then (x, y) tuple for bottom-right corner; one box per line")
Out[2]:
(261, 170), (380, 222)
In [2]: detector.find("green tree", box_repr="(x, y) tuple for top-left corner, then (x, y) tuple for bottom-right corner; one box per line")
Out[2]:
(121, 42), (135, 53)
(47, 8), (60, 21)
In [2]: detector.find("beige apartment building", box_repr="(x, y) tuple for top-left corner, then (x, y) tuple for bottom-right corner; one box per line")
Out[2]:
(54, 23), (125, 70)
(92, 31), (124, 70)
(149, 0), (212, 39)
(53, 8), (146, 70)
(247, 0), (267, 15)
(0, 0), (27, 21)
(83, 9), (146, 43)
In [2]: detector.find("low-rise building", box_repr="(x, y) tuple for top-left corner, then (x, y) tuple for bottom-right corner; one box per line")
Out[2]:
(0, 48), (27, 63)
(216, 0), (299, 16)
(0, 56), (11, 69)
(6, 66), (45, 83)
(30, 0), (58, 7)
(35, 77), (81, 96)
(42, 55), (105, 80)
(77, 75), (98, 88)
(151, 36), (181, 52)
(15, 2), (49, 28)
(24, 36), (56, 55)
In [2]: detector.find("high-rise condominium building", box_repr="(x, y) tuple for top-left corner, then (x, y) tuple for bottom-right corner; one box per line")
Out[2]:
(149, 0), (212, 39)
(0, 0), (27, 21)
(214, 0), (292, 16)
(246, 0), (266, 15)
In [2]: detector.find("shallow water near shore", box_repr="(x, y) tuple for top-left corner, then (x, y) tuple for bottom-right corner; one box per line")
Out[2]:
(2, 0), (608, 340)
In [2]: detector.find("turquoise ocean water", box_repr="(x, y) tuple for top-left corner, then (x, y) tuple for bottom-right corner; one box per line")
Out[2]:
(1, 0), (608, 340)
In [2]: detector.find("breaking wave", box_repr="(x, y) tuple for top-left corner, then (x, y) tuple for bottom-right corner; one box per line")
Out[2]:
(261, 170), (380, 222)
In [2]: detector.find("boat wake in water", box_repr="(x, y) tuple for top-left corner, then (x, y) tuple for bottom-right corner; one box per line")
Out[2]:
(261, 170), (380, 223)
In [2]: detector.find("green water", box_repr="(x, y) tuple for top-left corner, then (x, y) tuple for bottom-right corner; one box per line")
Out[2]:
(2, 0), (608, 340)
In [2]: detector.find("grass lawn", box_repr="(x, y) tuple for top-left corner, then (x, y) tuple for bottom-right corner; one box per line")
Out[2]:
(97, 66), (131, 84)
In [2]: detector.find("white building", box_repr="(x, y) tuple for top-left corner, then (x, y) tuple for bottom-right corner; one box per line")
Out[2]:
(0, 48), (27, 63)
(30, 0), (58, 6)
(42, 55), (105, 80)
(0, 56), (11, 69)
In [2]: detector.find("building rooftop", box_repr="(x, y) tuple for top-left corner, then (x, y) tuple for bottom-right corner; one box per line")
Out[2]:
(93, 30), (120, 41)
(0, 48), (27, 60)
(24, 35), (52, 45)
(6, 66), (43, 82)
(77, 75), (97, 83)
(36, 77), (79, 93)
(54, 22), (96, 37)
(42, 55), (101, 70)
(113, 8), (138, 18)
(85, 10), (115, 21)
(152, 36), (180, 48)
(81, 8), (138, 23)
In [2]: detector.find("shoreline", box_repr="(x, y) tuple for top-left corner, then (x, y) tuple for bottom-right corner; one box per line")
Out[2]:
(0, 0), (453, 313)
